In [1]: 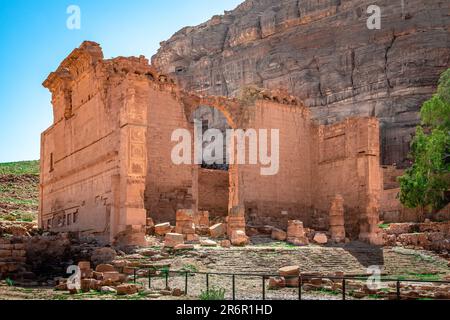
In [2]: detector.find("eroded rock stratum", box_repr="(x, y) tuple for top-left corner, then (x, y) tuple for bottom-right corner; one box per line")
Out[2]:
(152, 0), (450, 167)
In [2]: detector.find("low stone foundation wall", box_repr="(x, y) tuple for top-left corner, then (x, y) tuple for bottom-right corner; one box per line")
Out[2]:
(0, 238), (27, 279)
(383, 222), (450, 253)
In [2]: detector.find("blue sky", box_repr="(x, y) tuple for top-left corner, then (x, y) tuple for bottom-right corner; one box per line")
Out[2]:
(0, 0), (243, 163)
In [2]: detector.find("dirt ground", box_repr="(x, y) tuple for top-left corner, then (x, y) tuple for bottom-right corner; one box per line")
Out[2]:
(0, 161), (39, 223)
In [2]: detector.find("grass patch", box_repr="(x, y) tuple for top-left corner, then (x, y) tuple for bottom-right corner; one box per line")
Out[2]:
(181, 264), (198, 273)
(0, 197), (38, 206)
(388, 273), (443, 282)
(0, 210), (36, 222)
(378, 223), (391, 230)
(315, 288), (340, 296)
(406, 273), (442, 281)
(5, 278), (14, 287)
(199, 287), (226, 300)
(0, 161), (39, 176)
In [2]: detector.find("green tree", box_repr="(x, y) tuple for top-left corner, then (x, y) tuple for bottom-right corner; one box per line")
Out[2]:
(399, 69), (450, 214)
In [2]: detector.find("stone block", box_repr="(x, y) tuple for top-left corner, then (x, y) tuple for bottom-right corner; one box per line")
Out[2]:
(313, 233), (328, 244)
(155, 223), (172, 236)
(102, 271), (121, 283)
(210, 223), (226, 238)
(271, 228), (287, 241)
(268, 277), (286, 290)
(164, 233), (184, 248)
(174, 244), (195, 251)
(230, 230), (249, 246)
(219, 240), (231, 248)
(200, 240), (217, 247)
(95, 264), (115, 273)
(116, 284), (138, 295)
(278, 266), (300, 277)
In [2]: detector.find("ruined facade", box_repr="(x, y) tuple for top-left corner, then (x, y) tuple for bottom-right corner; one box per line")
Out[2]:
(40, 42), (383, 245)
(153, 0), (450, 168)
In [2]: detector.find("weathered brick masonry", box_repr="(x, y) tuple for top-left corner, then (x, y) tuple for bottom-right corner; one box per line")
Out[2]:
(40, 42), (384, 246)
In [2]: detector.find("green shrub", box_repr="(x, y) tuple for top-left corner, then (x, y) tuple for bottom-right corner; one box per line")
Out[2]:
(199, 287), (226, 300)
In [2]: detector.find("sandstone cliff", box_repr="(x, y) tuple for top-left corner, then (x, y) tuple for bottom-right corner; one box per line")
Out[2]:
(152, 0), (450, 167)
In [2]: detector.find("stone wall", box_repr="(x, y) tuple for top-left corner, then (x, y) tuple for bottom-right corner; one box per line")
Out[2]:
(145, 86), (196, 224)
(237, 100), (313, 227)
(310, 118), (382, 238)
(0, 238), (27, 279)
(198, 169), (229, 219)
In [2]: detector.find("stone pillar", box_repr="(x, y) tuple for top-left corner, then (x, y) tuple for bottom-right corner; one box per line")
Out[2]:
(359, 194), (383, 245)
(194, 211), (210, 227)
(329, 194), (346, 243)
(286, 220), (309, 246)
(175, 209), (196, 236)
(356, 118), (383, 245)
(112, 86), (148, 246)
(227, 205), (246, 237)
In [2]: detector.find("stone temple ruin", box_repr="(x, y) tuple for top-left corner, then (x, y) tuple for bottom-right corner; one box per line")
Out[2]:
(39, 41), (384, 246)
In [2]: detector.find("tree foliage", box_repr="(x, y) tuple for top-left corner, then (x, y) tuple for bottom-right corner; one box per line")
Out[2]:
(399, 69), (450, 212)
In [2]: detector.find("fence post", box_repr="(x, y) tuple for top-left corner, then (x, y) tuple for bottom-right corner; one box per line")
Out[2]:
(262, 276), (266, 301)
(165, 271), (169, 289)
(232, 275), (236, 300)
(342, 278), (346, 301)
(299, 275), (302, 301)
(133, 269), (136, 284)
(148, 273), (152, 289)
(396, 281), (401, 300)
(206, 273), (209, 293)
(185, 272), (188, 296)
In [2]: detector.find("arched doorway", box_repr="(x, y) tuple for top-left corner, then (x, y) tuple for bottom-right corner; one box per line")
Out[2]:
(191, 106), (231, 221)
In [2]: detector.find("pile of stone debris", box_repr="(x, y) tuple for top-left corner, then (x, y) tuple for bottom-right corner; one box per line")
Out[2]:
(382, 221), (450, 255)
(54, 260), (184, 297)
(268, 265), (450, 300)
(149, 208), (345, 251)
(148, 208), (250, 249)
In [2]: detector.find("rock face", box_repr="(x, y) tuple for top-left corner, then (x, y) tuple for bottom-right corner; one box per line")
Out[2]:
(152, 0), (450, 167)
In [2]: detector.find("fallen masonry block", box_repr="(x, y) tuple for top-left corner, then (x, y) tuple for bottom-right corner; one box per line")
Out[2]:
(231, 230), (249, 246)
(164, 233), (185, 248)
(287, 220), (309, 246)
(175, 209), (196, 235)
(268, 277), (286, 290)
(78, 261), (91, 271)
(185, 234), (200, 243)
(271, 228), (287, 241)
(174, 244), (195, 251)
(278, 266), (300, 277)
(116, 284), (139, 296)
(210, 223), (226, 239)
(95, 264), (115, 273)
(200, 240), (218, 247)
(313, 233), (328, 245)
(219, 240), (231, 248)
(102, 271), (121, 283)
(155, 223), (172, 236)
